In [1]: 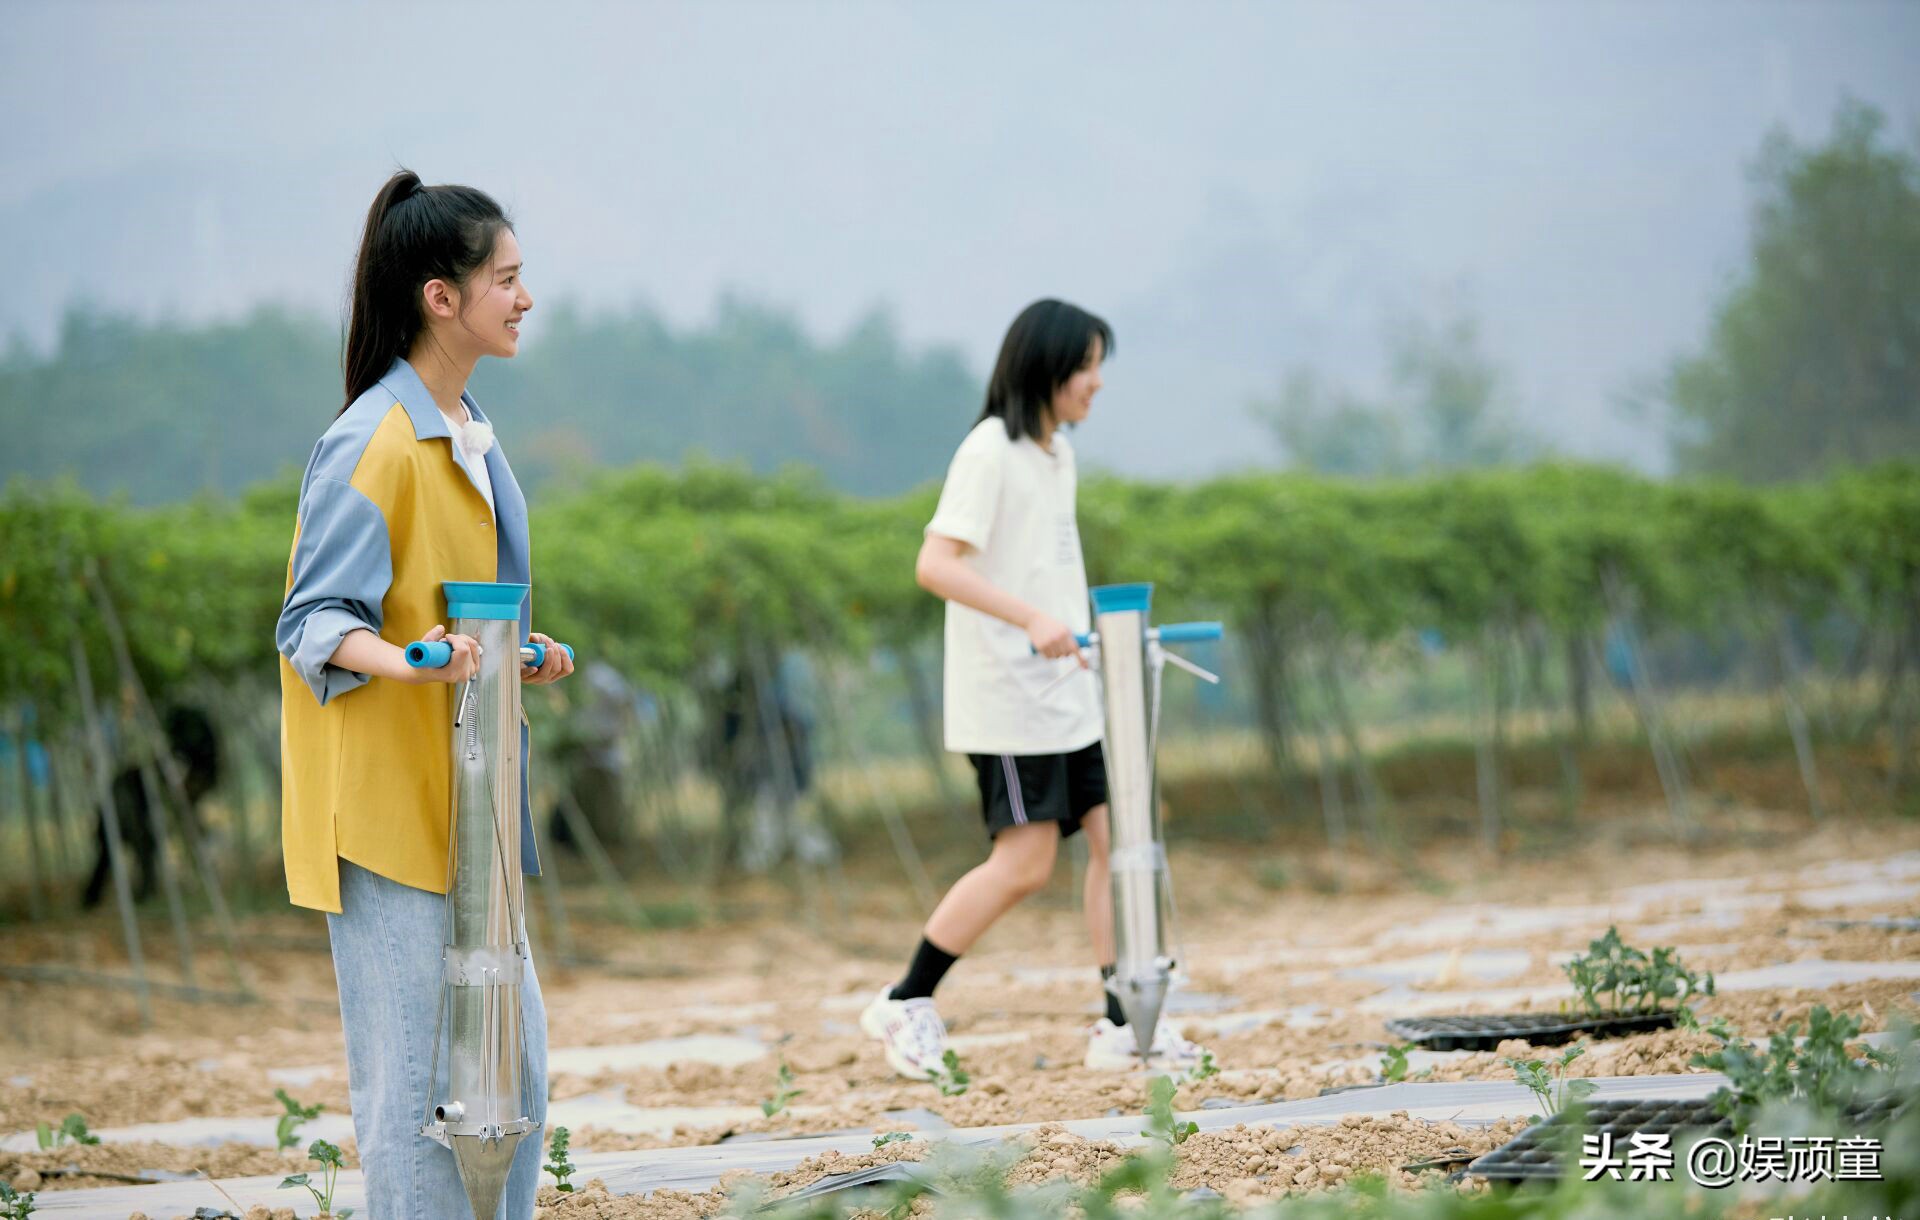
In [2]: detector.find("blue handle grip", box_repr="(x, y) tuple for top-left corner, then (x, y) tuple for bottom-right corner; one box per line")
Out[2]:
(521, 641), (575, 669)
(405, 640), (453, 668)
(403, 639), (577, 669)
(1157, 621), (1224, 644)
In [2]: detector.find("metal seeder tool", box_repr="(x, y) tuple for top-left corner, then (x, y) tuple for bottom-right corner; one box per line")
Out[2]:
(1045, 582), (1223, 1060)
(404, 581), (573, 1220)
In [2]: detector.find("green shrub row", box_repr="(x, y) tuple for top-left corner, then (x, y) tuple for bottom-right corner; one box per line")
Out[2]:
(4, 462), (1916, 715)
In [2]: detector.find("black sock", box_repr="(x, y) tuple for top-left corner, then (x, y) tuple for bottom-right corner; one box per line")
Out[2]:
(890, 936), (959, 1001)
(1100, 964), (1127, 1027)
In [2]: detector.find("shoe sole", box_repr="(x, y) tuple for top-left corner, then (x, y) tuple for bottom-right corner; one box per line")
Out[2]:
(861, 998), (941, 1082)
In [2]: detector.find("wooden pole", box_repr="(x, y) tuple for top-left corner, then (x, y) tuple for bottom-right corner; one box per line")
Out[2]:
(1318, 647), (1390, 853)
(43, 736), (80, 893)
(8, 707), (47, 921)
(555, 777), (653, 930)
(1775, 615), (1826, 820)
(70, 638), (153, 1027)
(814, 651), (936, 911)
(86, 566), (251, 995)
(530, 803), (576, 963)
(1470, 634), (1505, 856)
(1309, 713), (1348, 885)
(131, 748), (198, 985)
(1600, 569), (1692, 832)
(747, 644), (830, 929)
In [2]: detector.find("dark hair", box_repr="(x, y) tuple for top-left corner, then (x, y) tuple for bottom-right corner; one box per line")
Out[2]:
(340, 169), (513, 414)
(978, 299), (1113, 443)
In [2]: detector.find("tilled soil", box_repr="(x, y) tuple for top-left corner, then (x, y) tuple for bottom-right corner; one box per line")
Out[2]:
(2, 789), (1917, 1214)
(0, 1138), (320, 1193)
(528, 1114), (1538, 1219)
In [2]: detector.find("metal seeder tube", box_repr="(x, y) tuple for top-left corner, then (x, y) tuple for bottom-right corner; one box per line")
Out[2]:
(404, 581), (570, 1220)
(1078, 584), (1224, 1060)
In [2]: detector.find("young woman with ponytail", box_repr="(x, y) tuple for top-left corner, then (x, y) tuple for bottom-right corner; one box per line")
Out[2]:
(276, 169), (572, 1218)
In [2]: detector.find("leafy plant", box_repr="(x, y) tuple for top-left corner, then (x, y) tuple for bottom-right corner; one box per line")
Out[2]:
(543, 1124), (576, 1194)
(1675, 1005), (1735, 1041)
(930, 1048), (970, 1098)
(761, 1059), (805, 1117)
(1140, 1074), (1198, 1148)
(33, 1113), (99, 1150)
(1503, 1043), (1597, 1119)
(1183, 1050), (1220, 1083)
(280, 1138), (353, 1218)
(273, 1087), (323, 1151)
(1561, 926), (1714, 1015)
(1379, 1042), (1413, 1083)
(871, 1131), (914, 1149)
(0, 1181), (35, 1220)
(1691, 1005), (1905, 1133)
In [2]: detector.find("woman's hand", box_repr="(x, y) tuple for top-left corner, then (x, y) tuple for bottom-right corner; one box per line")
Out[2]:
(522, 631), (575, 685)
(403, 624), (482, 684)
(1026, 611), (1086, 666)
(330, 625), (480, 684)
(918, 534), (1086, 667)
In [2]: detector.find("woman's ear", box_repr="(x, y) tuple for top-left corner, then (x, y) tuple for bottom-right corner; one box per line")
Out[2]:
(421, 277), (459, 321)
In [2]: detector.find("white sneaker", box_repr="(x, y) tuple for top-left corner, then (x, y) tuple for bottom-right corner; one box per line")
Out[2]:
(860, 987), (952, 1082)
(1084, 1016), (1209, 1071)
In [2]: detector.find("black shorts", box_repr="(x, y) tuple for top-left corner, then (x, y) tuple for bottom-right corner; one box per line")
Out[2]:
(967, 741), (1109, 839)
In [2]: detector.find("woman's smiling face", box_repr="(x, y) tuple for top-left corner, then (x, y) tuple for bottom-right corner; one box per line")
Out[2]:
(1049, 334), (1104, 427)
(463, 227), (530, 360)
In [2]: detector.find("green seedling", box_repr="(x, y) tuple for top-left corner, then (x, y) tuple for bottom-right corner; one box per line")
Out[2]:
(0, 1181), (35, 1220)
(1675, 1005), (1736, 1041)
(761, 1059), (805, 1117)
(1378, 1042), (1430, 1083)
(274, 1087), (324, 1151)
(872, 1131), (914, 1149)
(1503, 1042), (1596, 1119)
(1692, 1004), (1905, 1133)
(1183, 1049), (1220, 1083)
(930, 1048), (971, 1097)
(33, 1113), (100, 1150)
(1140, 1074), (1198, 1148)
(544, 1124), (576, 1194)
(281, 1138), (353, 1218)
(1562, 925), (1714, 1016)
(1379, 1042), (1412, 1083)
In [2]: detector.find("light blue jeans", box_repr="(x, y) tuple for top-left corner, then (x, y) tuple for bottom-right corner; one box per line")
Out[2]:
(326, 859), (549, 1220)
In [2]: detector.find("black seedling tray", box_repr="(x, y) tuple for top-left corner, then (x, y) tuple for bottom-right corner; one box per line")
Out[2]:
(1469, 1097), (1722, 1182)
(1469, 1094), (1909, 1184)
(1383, 1010), (1677, 1052)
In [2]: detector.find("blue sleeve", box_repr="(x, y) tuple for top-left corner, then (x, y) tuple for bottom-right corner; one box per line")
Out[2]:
(276, 476), (393, 707)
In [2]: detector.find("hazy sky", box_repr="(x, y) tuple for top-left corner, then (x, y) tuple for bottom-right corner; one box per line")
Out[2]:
(5, 1), (1918, 477)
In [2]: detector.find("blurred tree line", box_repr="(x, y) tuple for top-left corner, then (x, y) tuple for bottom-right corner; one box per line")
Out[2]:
(1665, 100), (1920, 481)
(1257, 99), (1920, 483)
(0, 297), (978, 503)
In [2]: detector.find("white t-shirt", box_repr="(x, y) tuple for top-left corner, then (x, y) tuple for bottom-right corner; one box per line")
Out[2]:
(925, 417), (1103, 756)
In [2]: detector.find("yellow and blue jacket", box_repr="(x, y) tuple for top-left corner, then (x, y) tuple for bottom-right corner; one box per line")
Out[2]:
(276, 356), (539, 913)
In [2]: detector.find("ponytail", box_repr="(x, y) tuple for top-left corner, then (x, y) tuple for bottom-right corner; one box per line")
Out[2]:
(340, 169), (511, 414)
